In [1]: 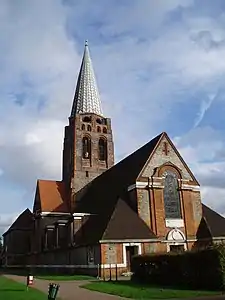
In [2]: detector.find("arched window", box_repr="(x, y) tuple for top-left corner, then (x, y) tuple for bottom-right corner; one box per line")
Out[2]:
(103, 127), (107, 134)
(81, 124), (85, 130)
(99, 138), (107, 161)
(87, 125), (92, 132)
(83, 116), (91, 122)
(97, 126), (101, 133)
(163, 170), (181, 219)
(82, 137), (91, 159)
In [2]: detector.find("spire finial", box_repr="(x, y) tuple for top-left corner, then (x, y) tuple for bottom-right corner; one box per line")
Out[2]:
(70, 41), (103, 117)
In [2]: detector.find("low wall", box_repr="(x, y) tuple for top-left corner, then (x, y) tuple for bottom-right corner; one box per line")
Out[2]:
(2, 264), (128, 279)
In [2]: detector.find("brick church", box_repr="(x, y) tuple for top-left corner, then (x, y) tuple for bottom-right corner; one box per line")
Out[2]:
(3, 41), (225, 275)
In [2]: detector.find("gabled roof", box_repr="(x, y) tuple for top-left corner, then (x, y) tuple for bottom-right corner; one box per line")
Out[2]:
(33, 180), (69, 213)
(138, 132), (199, 185)
(202, 204), (225, 237)
(75, 198), (156, 245)
(72, 133), (163, 244)
(102, 198), (156, 240)
(74, 132), (163, 214)
(3, 208), (33, 236)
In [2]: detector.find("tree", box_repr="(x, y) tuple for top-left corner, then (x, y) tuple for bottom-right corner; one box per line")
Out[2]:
(0, 237), (3, 252)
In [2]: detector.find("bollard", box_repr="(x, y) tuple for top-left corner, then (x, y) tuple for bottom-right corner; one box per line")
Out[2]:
(109, 264), (112, 281)
(48, 283), (60, 300)
(115, 264), (118, 281)
(26, 273), (34, 291)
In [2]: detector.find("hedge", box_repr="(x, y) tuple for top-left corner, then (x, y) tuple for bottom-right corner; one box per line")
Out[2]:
(131, 243), (225, 291)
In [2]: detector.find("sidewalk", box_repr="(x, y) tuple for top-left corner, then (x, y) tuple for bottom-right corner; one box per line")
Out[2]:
(3, 274), (124, 300)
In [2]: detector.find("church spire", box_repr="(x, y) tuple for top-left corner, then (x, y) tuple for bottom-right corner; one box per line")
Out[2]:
(70, 40), (103, 117)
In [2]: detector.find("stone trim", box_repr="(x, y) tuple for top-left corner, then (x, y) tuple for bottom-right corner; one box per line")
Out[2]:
(165, 219), (184, 228)
(122, 243), (142, 267)
(127, 181), (200, 192)
(99, 239), (159, 243)
(72, 212), (91, 217)
(40, 212), (70, 216)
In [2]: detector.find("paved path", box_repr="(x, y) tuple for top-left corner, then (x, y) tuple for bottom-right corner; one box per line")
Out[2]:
(3, 274), (124, 300)
(3, 274), (225, 300)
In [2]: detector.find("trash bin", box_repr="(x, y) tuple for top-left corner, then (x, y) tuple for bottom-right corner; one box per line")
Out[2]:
(48, 283), (60, 300)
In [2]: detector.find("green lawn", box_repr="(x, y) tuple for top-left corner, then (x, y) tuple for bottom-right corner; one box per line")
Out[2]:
(82, 281), (222, 299)
(37, 274), (95, 281)
(0, 276), (47, 300)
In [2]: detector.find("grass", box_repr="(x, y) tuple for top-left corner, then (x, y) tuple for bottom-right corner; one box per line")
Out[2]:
(82, 281), (222, 299)
(0, 276), (47, 300)
(36, 274), (95, 281)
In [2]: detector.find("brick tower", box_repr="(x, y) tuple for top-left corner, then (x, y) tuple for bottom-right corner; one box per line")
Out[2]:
(62, 41), (114, 207)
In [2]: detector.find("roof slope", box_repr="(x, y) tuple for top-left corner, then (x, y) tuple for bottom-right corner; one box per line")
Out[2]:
(74, 132), (163, 214)
(34, 180), (69, 213)
(102, 198), (156, 240)
(73, 133), (163, 244)
(75, 198), (156, 245)
(202, 204), (225, 237)
(3, 208), (33, 236)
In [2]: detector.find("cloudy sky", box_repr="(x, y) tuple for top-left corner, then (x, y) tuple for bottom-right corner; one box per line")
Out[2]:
(1, 0), (225, 233)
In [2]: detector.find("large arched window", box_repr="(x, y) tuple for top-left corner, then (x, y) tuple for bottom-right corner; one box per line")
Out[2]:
(82, 137), (91, 159)
(163, 170), (181, 219)
(98, 138), (107, 161)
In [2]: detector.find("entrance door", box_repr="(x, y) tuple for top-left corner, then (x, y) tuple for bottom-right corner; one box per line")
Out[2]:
(126, 246), (139, 271)
(169, 244), (184, 253)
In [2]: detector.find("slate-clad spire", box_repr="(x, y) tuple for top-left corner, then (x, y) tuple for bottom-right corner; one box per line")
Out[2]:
(70, 40), (103, 117)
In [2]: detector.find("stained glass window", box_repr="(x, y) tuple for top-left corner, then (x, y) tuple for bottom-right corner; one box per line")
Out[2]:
(163, 170), (181, 219)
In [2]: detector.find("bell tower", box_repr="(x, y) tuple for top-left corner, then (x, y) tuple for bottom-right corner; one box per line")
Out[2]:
(62, 41), (114, 204)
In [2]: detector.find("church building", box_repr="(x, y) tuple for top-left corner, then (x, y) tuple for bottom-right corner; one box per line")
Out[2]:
(3, 41), (225, 276)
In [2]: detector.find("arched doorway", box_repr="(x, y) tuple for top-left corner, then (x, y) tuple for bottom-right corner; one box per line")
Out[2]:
(166, 229), (187, 252)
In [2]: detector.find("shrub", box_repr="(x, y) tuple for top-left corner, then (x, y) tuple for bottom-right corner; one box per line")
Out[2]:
(131, 244), (225, 291)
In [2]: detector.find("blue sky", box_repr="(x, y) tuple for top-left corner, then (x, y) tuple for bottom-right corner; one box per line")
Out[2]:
(1, 0), (225, 233)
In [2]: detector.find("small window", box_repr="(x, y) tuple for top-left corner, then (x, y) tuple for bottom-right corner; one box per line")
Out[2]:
(86, 171), (89, 178)
(103, 127), (107, 134)
(81, 124), (85, 130)
(87, 125), (91, 131)
(82, 137), (91, 159)
(83, 116), (91, 122)
(99, 138), (107, 161)
(97, 126), (101, 133)
(96, 118), (102, 124)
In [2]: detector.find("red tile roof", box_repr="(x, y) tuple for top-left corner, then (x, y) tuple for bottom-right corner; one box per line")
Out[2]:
(37, 180), (69, 213)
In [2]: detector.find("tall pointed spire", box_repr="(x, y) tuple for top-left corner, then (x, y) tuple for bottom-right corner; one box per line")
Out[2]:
(70, 40), (103, 117)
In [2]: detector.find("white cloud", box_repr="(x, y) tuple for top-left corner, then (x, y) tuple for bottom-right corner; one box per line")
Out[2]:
(1, 0), (225, 225)
(194, 93), (216, 128)
(174, 126), (225, 213)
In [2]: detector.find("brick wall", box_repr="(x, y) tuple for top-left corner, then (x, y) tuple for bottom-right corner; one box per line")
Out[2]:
(62, 113), (115, 209)
(135, 135), (202, 244)
(72, 114), (114, 194)
(141, 135), (193, 180)
(101, 243), (123, 264)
